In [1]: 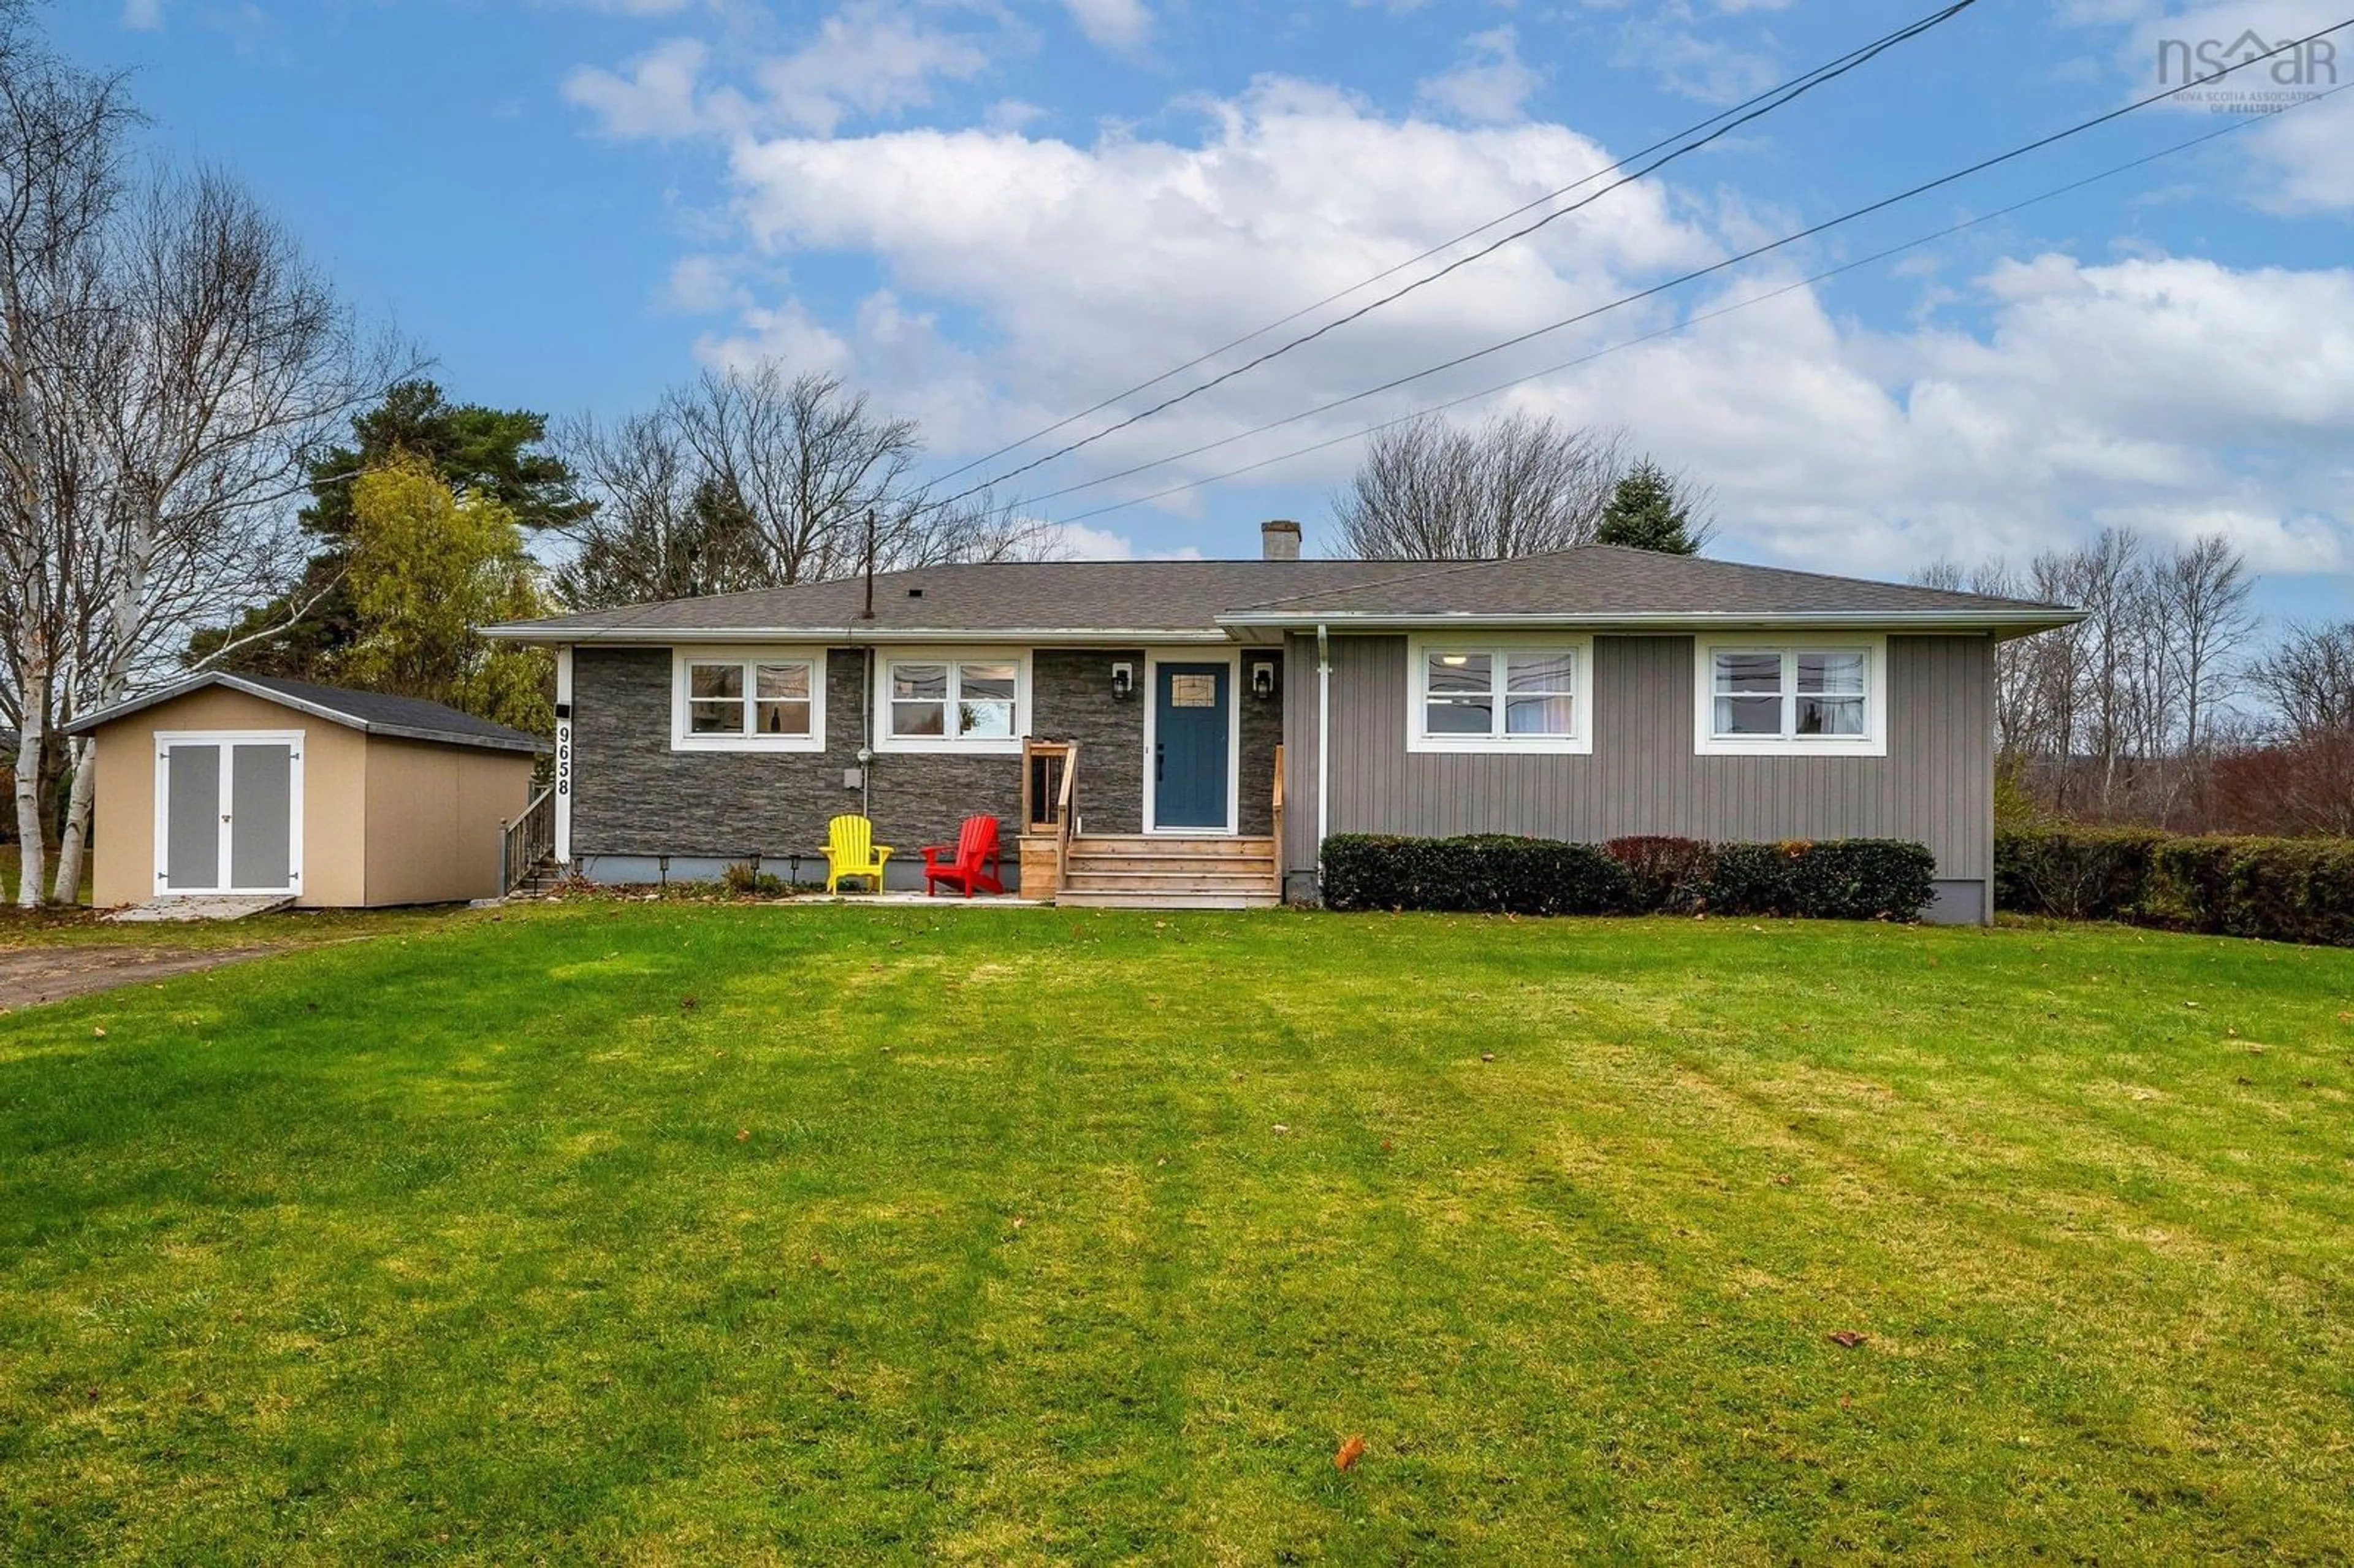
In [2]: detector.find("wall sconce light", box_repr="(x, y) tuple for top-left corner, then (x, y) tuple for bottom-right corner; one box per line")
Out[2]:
(1110, 661), (1135, 701)
(1251, 658), (1277, 701)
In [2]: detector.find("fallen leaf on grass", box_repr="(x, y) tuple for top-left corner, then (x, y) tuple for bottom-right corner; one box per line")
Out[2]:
(92, 1027), (107, 1038)
(1272, 1124), (1290, 1135)
(1335, 1434), (1366, 1471)
(1829, 1331), (1866, 1349)
(1773, 1173), (1793, 1187)
(736, 1128), (750, 1141)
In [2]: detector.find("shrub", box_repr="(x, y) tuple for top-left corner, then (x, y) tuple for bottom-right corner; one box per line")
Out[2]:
(721, 861), (787, 897)
(1320, 834), (1632, 916)
(1604, 836), (1715, 913)
(1701, 842), (1803, 916)
(1994, 827), (2161, 921)
(1995, 828), (2354, 946)
(1323, 834), (1935, 922)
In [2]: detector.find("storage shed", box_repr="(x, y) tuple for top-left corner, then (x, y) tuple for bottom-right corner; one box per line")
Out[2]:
(66, 674), (545, 908)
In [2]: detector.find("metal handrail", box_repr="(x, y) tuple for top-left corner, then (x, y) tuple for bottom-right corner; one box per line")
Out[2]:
(500, 785), (556, 894)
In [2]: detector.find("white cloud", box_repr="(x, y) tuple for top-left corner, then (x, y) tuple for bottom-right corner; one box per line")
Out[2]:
(1416, 26), (1544, 124)
(565, 3), (999, 142)
(1061, 0), (1153, 55)
(587, 60), (2350, 579)
(757, 1), (993, 136)
(1037, 521), (1204, 559)
(2062, 0), (2353, 211)
(121, 0), (165, 29)
(663, 253), (749, 314)
(563, 37), (720, 140)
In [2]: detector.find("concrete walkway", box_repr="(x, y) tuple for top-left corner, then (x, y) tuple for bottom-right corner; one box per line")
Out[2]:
(104, 894), (295, 924)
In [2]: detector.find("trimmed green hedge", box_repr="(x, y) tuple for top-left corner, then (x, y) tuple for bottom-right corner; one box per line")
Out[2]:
(1996, 827), (2354, 946)
(1320, 834), (1937, 922)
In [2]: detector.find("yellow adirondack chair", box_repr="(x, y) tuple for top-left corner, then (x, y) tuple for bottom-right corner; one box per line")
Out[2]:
(825, 814), (893, 893)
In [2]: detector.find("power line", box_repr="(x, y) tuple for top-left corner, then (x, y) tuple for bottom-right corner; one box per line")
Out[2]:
(1019, 20), (2354, 519)
(929, 0), (1990, 490)
(1041, 85), (2347, 528)
(933, 0), (1986, 506)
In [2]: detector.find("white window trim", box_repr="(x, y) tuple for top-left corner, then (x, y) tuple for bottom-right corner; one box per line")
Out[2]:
(1142, 647), (1242, 835)
(670, 647), (827, 753)
(1692, 635), (1887, 757)
(1405, 634), (1594, 755)
(871, 647), (1031, 756)
(152, 729), (306, 897)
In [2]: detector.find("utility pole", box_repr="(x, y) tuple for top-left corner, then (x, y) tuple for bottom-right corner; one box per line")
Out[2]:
(859, 507), (876, 621)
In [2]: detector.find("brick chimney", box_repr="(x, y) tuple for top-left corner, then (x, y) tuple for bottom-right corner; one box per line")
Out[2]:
(1260, 519), (1302, 561)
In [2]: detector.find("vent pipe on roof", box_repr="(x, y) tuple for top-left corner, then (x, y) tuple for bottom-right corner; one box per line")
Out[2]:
(1260, 519), (1302, 561)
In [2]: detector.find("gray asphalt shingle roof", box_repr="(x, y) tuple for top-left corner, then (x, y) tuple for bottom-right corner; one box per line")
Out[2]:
(64, 673), (547, 753)
(492, 560), (1443, 638)
(1222, 546), (2069, 622)
(482, 546), (2076, 641)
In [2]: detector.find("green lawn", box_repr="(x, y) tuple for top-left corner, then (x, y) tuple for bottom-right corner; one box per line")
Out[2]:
(0, 844), (92, 909)
(3, 906), (2351, 1563)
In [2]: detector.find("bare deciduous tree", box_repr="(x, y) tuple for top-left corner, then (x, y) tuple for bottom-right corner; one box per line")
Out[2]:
(1330, 411), (1628, 560)
(45, 170), (394, 899)
(553, 367), (1055, 611)
(1915, 530), (2260, 831)
(0, 13), (135, 904)
(2157, 533), (2255, 787)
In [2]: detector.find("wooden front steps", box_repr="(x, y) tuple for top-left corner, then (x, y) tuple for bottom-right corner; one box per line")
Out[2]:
(1055, 834), (1281, 910)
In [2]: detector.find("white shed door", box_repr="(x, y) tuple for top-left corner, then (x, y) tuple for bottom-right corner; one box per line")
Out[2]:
(157, 734), (303, 895)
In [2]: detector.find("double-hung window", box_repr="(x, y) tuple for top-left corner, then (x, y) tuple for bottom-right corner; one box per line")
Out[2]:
(878, 653), (1027, 752)
(671, 649), (825, 752)
(1695, 639), (1884, 755)
(1407, 637), (1591, 753)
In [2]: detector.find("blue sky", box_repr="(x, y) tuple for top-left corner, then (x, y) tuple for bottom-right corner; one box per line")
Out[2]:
(49, 1), (2354, 624)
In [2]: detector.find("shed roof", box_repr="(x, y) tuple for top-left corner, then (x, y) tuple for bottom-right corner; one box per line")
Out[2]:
(64, 673), (547, 754)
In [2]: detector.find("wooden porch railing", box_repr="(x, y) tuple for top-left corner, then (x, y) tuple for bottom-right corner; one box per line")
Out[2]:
(1051, 742), (1078, 896)
(500, 785), (555, 894)
(1021, 738), (1072, 834)
(1021, 738), (1080, 897)
(1271, 742), (1284, 868)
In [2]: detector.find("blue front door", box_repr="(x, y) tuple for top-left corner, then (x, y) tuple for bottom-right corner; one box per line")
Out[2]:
(1153, 663), (1230, 831)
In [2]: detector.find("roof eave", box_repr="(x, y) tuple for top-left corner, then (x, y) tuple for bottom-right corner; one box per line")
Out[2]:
(480, 623), (1240, 647)
(1213, 609), (2086, 639)
(64, 671), (547, 752)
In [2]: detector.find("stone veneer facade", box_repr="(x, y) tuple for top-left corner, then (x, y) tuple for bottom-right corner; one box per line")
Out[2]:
(569, 645), (1284, 886)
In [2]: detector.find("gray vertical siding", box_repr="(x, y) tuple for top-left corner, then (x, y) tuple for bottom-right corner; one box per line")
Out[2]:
(1284, 632), (1993, 894)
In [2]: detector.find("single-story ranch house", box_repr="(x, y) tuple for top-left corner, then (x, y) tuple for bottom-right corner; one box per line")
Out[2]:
(484, 526), (2079, 922)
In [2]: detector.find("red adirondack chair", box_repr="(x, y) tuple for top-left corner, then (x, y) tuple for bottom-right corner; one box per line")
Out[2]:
(921, 814), (1006, 897)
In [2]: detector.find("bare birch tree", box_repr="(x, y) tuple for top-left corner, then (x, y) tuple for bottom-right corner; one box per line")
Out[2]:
(1331, 411), (1628, 559)
(0, 14), (135, 905)
(46, 169), (391, 899)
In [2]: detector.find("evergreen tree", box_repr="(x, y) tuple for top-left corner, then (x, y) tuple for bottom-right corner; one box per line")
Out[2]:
(1595, 460), (1706, 555)
(187, 381), (584, 678)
